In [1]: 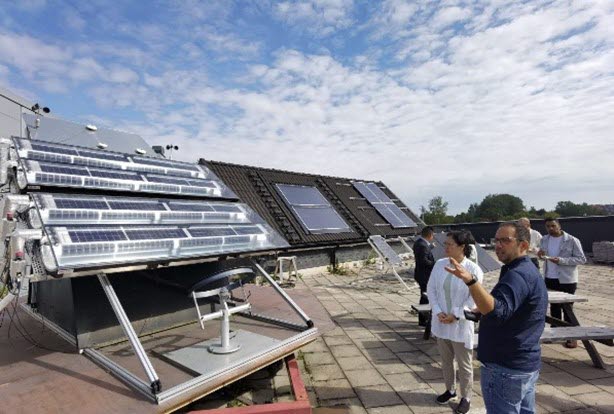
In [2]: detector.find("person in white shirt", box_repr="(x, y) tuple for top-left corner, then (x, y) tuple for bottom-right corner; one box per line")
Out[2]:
(427, 230), (483, 414)
(538, 218), (586, 348)
(518, 217), (542, 269)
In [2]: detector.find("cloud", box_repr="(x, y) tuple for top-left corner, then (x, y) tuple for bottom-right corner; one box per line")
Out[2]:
(1, 1), (612, 215)
(273, 0), (355, 36)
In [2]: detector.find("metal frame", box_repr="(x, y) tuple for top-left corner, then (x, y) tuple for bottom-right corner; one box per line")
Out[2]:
(187, 354), (311, 414)
(73, 268), (318, 408)
(367, 236), (413, 291)
(252, 261), (313, 327)
(92, 273), (161, 393)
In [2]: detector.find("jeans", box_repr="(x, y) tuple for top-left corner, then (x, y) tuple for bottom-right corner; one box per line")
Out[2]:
(481, 363), (539, 414)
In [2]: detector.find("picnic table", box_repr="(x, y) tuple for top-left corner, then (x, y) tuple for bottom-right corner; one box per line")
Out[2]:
(411, 291), (614, 369)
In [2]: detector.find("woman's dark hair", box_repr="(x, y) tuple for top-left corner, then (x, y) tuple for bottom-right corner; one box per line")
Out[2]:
(446, 230), (476, 257)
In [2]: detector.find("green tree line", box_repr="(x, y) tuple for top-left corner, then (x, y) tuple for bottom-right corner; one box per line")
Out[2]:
(420, 194), (608, 225)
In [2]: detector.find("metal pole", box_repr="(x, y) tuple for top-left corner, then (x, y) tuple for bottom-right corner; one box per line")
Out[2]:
(97, 273), (161, 393)
(252, 262), (313, 327)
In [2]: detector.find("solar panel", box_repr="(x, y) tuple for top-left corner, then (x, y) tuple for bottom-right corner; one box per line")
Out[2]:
(55, 198), (109, 210)
(31, 192), (289, 272)
(31, 142), (78, 156)
(108, 201), (166, 211)
(14, 138), (239, 199)
(188, 227), (237, 237)
(132, 155), (201, 172)
(275, 184), (352, 234)
(168, 202), (214, 212)
(125, 228), (187, 240)
(352, 182), (417, 228)
(368, 235), (403, 266)
(68, 229), (127, 243)
(20, 158), (232, 199)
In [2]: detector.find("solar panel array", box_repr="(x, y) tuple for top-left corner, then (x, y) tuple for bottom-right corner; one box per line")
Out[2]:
(14, 138), (237, 199)
(32, 193), (288, 272)
(275, 184), (352, 234)
(352, 182), (417, 228)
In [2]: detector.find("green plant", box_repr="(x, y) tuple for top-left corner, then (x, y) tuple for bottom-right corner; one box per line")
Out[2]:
(327, 262), (350, 275)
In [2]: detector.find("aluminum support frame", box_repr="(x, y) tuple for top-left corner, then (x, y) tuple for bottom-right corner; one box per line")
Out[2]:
(252, 261), (313, 328)
(367, 238), (413, 291)
(96, 273), (161, 393)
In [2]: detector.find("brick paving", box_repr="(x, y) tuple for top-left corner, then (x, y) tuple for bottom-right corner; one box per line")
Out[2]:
(296, 257), (614, 414)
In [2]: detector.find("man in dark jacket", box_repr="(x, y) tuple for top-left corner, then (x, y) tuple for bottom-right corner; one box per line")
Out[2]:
(413, 226), (435, 326)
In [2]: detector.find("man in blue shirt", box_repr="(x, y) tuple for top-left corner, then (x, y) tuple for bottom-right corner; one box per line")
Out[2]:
(445, 222), (548, 413)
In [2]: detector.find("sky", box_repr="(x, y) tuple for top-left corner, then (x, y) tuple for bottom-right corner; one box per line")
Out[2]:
(0, 0), (612, 215)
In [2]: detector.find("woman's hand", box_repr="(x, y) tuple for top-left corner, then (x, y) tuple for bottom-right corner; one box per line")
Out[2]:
(441, 313), (457, 324)
(437, 312), (447, 323)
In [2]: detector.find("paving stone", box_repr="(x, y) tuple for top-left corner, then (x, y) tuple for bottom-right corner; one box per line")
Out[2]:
(314, 379), (357, 401)
(311, 364), (347, 382)
(396, 351), (435, 365)
(573, 390), (614, 412)
(325, 335), (354, 346)
(345, 369), (388, 387)
(337, 356), (375, 371)
(330, 344), (364, 358)
(540, 371), (602, 395)
(535, 383), (586, 412)
(303, 339), (330, 353)
(363, 347), (398, 362)
(386, 372), (430, 391)
(320, 397), (368, 414)
(556, 361), (614, 380)
(355, 384), (404, 408)
(305, 351), (337, 367)
(375, 360), (413, 375)
(381, 340), (418, 353)
(397, 389), (451, 413)
(366, 405), (413, 414)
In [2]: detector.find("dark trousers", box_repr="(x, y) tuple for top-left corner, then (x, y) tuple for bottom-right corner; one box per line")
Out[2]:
(545, 278), (577, 323)
(418, 281), (429, 326)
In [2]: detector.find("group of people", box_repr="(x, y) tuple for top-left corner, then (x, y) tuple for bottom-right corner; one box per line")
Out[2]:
(412, 218), (586, 414)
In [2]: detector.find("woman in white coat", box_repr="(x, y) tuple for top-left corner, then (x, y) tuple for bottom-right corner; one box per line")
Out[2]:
(427, 230), (483, 414)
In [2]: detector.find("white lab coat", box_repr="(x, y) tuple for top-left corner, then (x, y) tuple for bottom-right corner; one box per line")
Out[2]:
(427, 257), (483, 349)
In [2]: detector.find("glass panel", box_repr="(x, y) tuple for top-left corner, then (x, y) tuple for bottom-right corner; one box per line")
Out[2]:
(292, 206), (350, 233)
(276, 184), (329, 206)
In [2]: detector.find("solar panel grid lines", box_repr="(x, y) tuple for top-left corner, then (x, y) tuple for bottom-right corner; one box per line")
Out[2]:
(275, 183), (352, 234)
(67, 229), (127, 243)
(352, 181), (417, 229)
(14, 138), (241, 199)
(124, 228), (187, 240)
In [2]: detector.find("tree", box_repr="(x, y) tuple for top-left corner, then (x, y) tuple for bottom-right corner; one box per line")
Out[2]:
(474, 194), (525, 222)
(420, 196), (454, 224)
(554, 201), (603, 217)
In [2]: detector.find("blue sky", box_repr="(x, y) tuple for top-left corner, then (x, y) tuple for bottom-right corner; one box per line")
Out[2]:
(1, 0), (613, 214)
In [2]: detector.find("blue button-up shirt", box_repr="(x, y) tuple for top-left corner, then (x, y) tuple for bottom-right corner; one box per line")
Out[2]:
(478, 256), (548, 372)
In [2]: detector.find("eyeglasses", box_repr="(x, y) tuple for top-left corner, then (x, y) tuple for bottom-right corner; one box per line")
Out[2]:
(443, 241), (458, 247)
(494, 237), (516, 245)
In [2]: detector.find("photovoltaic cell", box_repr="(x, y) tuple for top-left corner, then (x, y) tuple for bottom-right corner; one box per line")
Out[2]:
(275, 184), (352, 234)
(168, 203), (214, 212)
(277, 184), (329, 205)
(68, 229), (126, 243)
(55, 198), (109, 210)
(108, 201), (167, 211)
(89, 169), (142, 181)
(188, 227), (237, 237)
(39, 163), (88, 176)
(125, 228), (187, 240)
(31, 143), (78, 156)
(132, 156), (200, 172)
(352, 182), (417, 228)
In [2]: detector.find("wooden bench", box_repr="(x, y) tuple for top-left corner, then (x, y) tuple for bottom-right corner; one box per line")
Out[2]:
(473, 327), (614, 349)
(411, 297), (614, 369)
